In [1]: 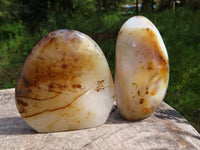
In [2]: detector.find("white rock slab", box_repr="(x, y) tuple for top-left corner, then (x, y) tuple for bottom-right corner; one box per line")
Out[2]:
(0, 88), (200, 149)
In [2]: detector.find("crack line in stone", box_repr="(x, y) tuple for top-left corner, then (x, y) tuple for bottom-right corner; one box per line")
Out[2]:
(23, 87), (93, 118)
(16, 93), (60, 101)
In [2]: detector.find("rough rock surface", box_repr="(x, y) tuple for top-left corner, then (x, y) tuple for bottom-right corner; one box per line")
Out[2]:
(0, 88), (200, 150)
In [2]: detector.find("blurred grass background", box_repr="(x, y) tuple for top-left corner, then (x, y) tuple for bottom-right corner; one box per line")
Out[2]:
(0, 0), (199, 132)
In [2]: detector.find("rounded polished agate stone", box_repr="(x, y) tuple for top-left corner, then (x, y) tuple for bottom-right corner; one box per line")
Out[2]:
(15, 30), (115, 132)
(115, 16), (169, 121)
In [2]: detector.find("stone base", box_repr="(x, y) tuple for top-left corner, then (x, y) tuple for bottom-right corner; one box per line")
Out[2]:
(0, 88), (200, 149)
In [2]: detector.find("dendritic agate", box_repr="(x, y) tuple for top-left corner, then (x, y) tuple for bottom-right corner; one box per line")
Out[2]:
(15, 30), (115, 132)
(115, 16), (169, 121)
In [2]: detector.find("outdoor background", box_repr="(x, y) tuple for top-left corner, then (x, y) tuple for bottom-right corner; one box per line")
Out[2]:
(0, 0), (199, 132)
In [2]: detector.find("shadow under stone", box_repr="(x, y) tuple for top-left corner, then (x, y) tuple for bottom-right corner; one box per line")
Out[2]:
(155, 108), (190, 125)
(105, 105), (132, 124)
(0, 116), (36, 135)
(155, 107), (200, 141)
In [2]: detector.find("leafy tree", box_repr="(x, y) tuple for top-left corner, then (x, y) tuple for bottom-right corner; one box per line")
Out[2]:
(6, 0), (95, 29)
(0, 0), (19, 22)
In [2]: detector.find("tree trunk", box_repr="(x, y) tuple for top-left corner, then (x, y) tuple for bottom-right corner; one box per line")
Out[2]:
(172, 0), (176, 10)
(142, 0), (153, 12)
(136, 0), (139, 14)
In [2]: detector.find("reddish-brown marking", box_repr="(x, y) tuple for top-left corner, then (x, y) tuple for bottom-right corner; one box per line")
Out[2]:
(62, 64), (67, 69)
(73, 57), (79, 63)
(137, 90), (140, 96)
(49, 38), (55, 44)
(16, 30), (96, 115)
(150, 73), (158, 82)
(96, 85), (105, 92)
(37, 56), (44, 61)
(132, 96), (135, 99)
(49, 83), (55, 89)
(146, 86), (149, 95)
(18, 107), (25, 113)
(57, 84), (68, 90)
(17, 99), (28, 107)
(148, 62), (154, 70)
(72, 84), (82, 89)
(48, 89), (63, 94)
(139, 98), (144, 104)
(48, 83), (68, 92)
(23, 76), (32, 87)
(35, 68), (38, 73)
(96, 80), (105, 92)
(70, 38), (75, 43)
(27, 89), (32, 93)
(141, 28), (168, 66)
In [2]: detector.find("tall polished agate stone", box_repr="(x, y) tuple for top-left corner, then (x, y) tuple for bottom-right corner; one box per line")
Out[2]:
(115, 16), (169, 121)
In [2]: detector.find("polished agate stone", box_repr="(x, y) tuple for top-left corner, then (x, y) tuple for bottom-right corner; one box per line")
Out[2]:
(115, 16), (169, 121)
(15, 30), (115, 132)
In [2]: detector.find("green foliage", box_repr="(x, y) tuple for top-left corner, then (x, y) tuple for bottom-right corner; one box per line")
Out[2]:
(71, 0), (95, 15)
(39, 10), (127, 35)
(95, 0), (125, 12)
(0, 20), (44, 88)
(102, 13), (122, 32)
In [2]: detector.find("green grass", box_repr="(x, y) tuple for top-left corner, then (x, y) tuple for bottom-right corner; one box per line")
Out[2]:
(0, 8), (199, 132)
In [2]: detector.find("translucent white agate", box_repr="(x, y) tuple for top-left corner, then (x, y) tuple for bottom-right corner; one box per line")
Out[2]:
(115, 16), (169, 120)
(15, 30), (115, 132)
